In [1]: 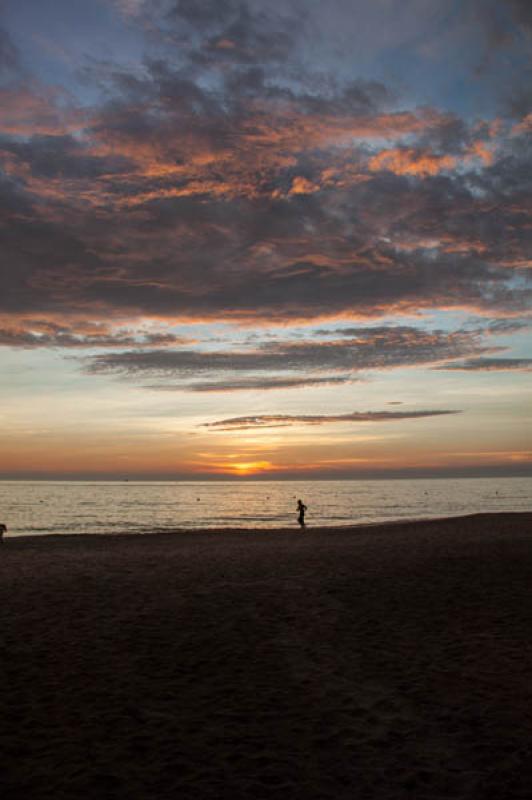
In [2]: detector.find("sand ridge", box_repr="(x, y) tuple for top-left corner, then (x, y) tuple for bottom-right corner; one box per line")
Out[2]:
(1, 512), (532, 799)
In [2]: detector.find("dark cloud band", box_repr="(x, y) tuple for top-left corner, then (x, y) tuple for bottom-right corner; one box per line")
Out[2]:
(435, 357), (532, 371)
(83, 325), (496, 390)
(203, 409), (461, 430)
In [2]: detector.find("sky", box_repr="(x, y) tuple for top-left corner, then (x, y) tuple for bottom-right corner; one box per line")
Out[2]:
(0, 0), (531, 480)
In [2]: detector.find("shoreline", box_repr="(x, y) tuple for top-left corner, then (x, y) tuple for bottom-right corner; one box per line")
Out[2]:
(5, 509), (531, 541)
(2, 511), (532, 798)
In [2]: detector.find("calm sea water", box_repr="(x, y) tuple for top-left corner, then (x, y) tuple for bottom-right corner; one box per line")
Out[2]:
(0, 478), (530, 537)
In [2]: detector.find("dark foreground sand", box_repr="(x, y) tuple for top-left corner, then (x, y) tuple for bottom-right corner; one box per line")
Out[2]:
(1, 513), (532, 800)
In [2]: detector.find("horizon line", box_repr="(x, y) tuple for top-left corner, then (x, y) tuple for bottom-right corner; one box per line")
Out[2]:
(1, 468), (531, 482)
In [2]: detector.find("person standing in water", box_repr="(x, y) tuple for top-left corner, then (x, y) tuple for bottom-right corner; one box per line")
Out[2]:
(297, 499), (307, 528)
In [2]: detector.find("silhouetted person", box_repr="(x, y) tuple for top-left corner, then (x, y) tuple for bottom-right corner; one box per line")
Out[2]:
(297, 499), (307, 528)
(0, 523), (6, 543)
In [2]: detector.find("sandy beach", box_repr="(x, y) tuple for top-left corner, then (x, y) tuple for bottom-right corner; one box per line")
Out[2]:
(1, 512), (532, 799)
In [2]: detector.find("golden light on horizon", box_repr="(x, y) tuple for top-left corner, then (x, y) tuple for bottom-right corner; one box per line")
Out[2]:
(226, 461), (274, 476)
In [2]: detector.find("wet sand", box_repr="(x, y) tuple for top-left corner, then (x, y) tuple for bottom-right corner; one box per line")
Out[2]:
(1, 512), (532, 799)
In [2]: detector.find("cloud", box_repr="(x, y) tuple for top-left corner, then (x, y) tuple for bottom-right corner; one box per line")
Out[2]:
(435, 357), (532, 371)
(2, 174), (528, 323)
(507, 0), (532, 35)
(145, 375), (353, 392)
(1, 134), (134, 180)
(202, 409), (461, 431)
(0, 85), (84, 137)
(83, 324), (501, 391)
(0, 320), (190, 349)
(1, 101), (529, 325)
(367, 140), (494, 177)
(163, 0), (303, 67)
(0, 1), (529, 334)
(289, 176), (321, 195)
(368, 147), (458, 177)
(110, 0), (147, 17)
(0, 26), (20, 76)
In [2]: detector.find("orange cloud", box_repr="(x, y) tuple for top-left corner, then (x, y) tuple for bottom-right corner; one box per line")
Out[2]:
(290, 176), (320, 195)
(368, 139), (496, 177)
(465, 140), (494, 165)
(368, 147), (456, 176)
(0, 86), (85, 137)
(80, 104), (447, 206)
(512, 114), (532, 135)
(0, 87), (456, 215)
(215, 38), (237, 49)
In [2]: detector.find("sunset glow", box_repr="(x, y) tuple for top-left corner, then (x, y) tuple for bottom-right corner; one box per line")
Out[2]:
(0, 0), (531, 480)
(226, 462), (274, 476)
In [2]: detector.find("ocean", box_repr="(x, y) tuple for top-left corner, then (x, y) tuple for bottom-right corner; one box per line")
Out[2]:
(0, 477), (530, 537)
